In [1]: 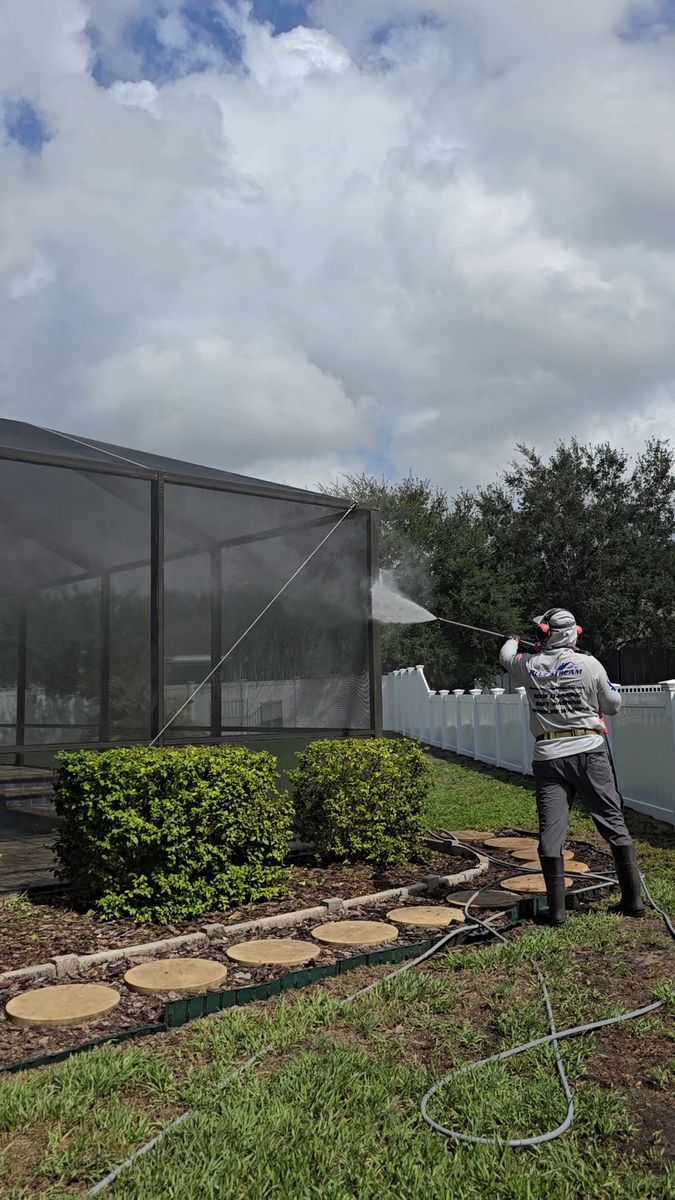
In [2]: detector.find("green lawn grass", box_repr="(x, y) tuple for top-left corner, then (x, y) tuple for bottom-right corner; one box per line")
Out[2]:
(1, 752), (674, 1199)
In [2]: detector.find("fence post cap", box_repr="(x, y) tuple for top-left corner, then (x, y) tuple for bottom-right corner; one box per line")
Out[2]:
(491, 688), (506, 695)
(470, 688), (483, 696)
(659, 679), (675, 691)
(452, 688), (465, 695)
(414, 664), (425, 672)
(516, 686), (527, 695)
(438, 689), (450, 696)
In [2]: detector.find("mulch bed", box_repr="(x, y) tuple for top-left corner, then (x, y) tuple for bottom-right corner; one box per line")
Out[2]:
(0, 848), (478, 974)
(0, 897), (487, 1070)
(0, 831), (617, 1071)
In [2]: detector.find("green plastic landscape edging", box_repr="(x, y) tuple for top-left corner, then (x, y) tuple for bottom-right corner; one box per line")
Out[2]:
(0, 927), (501, 1075)
(1, 1023), (168, 1075)
(164, 918), (510, 1029)
(1, 882), (613, 1075)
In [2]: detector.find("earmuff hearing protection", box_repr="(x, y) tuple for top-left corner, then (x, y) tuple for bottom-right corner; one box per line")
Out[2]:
(535, 609), (583, 640)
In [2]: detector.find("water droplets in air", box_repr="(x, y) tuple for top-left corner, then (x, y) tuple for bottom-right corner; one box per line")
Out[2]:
(371, 573), (436, 624)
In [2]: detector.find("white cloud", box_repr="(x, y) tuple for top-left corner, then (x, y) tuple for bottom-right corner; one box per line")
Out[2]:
(1, 0), (91, 96)
(70, 333), (359, 463)
(1, 0), (675, 497)
(9, 255), (56, 300)
(241, 23), (351, 87)
(109, 80), (159, 110)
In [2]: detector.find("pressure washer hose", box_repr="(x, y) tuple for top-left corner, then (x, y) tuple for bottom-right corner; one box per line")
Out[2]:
(87, 853), (672, 1193)
(419, 841), (675, 1147)
(87, 918), (488, 1196)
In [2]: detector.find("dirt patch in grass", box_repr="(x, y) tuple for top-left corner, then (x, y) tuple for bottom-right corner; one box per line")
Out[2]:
(0, 1126), (50, 1193)
(587, 1029), (675, 1163)
(239, 927), (674, 1160)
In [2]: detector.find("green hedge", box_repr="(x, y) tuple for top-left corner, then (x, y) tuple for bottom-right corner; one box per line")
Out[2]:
(291, 738), (430, 866)
(53, 745), (293, 922)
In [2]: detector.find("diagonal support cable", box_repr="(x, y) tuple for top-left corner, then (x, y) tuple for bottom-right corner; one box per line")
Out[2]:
(149, 503), (357, 746)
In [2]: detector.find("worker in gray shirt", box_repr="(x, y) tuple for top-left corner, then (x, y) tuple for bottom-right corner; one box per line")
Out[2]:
(500, 607), (644, 926)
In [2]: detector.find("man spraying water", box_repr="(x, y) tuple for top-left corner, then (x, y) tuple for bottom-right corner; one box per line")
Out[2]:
(500, 607), (644, 926)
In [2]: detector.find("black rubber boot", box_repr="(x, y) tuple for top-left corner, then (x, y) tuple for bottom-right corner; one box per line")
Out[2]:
(609, 844), (645, 917)
(536, 856), (567, 927)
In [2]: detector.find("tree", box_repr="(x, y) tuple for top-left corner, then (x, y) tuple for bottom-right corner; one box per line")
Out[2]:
(429, 491), (521, 686)
(323, 439), (675, 687)
(321, 474), (520, 688)
(478, 439), (675, 660)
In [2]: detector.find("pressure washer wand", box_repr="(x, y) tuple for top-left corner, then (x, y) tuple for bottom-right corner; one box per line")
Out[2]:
(436, 616), (537, 649)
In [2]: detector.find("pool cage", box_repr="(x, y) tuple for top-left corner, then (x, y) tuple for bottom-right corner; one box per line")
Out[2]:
(0, 419), (381, 772)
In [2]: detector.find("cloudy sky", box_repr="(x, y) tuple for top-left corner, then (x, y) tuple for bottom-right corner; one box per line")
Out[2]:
(2, 1), (675, 494)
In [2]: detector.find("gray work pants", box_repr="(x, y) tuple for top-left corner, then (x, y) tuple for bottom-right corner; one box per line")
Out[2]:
(532, 745), (632, 857)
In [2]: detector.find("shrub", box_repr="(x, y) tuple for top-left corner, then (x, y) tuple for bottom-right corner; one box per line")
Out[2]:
(290, 737), (430, 866)
(53, 745), (293, 922)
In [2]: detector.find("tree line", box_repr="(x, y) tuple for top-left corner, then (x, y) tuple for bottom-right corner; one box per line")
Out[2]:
(322, 439), (675, 689)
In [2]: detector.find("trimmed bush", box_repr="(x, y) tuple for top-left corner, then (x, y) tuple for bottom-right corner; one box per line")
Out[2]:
(290, 738), (430, 866)
(53, 745), (293, 922)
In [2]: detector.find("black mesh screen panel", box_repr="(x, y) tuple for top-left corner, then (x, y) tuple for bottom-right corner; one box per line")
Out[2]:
(164, 552), (212, 734)
(0, 599), (17, 746)
(0, 461), (152, 748)
(109, 566), (151, 741)
(163, 485), (371, 733)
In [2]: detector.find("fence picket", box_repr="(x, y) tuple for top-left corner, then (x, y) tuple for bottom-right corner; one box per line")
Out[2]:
(384, 667), (675, 827)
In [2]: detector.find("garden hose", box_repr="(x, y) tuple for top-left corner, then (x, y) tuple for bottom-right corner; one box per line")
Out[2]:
(87, 845), (673, 1192)
(419, 847), (675, 1147)
(87, 919), (488, 1196)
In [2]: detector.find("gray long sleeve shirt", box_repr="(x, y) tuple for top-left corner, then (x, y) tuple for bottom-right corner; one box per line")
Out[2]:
(499, 638), (621, 760)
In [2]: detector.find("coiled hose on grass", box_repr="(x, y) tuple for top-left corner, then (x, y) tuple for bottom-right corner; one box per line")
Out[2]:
(419, 840), (675, 1147)
(88, 849), (673, 1192)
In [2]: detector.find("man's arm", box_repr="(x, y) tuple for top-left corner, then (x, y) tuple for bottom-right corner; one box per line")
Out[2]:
(595, 664), (622, 716)
(499, 637), (530, 684)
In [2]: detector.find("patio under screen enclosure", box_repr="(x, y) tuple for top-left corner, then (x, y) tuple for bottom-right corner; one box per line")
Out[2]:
(0, 419), (381, 775)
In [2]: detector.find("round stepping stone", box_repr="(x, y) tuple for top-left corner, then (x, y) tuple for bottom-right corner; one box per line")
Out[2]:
(516, 857), (589, 874)
(448, 830), (495, 843)
(124, 958), (228, 995)
(486, 836), (539, 851)
(446, 888), (522, 910)
(312, 920), (399, 947)
(386, 905), (465, 928)
(5, 984), (120, 1029)
(501, 873), (574, 894)
(226, 939), (321, 967)
(511, 846), (571, 862)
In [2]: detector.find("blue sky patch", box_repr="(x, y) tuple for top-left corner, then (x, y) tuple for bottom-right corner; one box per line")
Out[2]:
(251, 0), (310, 33)
(88, 1), (312, 87)
(361, 449), (396, 477)
(619, 0), (675, 41)
(3, 99), (51, 152)
(371, 10), (444, 46)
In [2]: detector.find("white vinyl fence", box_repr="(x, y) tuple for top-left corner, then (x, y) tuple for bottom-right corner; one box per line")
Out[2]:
(382, 666), (675, 828)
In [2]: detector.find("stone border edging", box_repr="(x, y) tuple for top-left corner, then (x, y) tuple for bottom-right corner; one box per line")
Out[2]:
(0, 853), (487, 987)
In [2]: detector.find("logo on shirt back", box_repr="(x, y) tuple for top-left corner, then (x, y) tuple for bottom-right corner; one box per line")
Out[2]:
(529, 660), (583, 679)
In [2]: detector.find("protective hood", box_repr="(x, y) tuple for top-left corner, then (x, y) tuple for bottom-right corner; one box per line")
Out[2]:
(534, 607), (578, 649)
